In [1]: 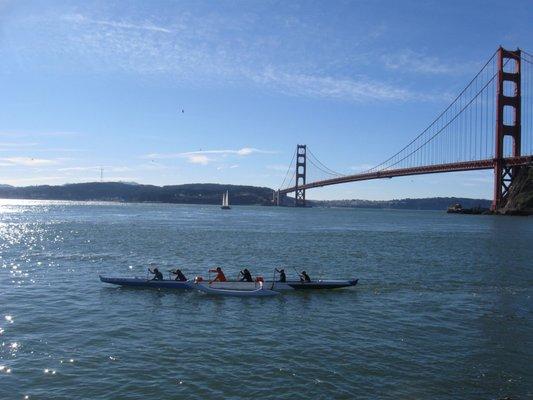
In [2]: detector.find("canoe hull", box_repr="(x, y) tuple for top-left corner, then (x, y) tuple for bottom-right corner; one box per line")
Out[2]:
(99, 276), (193, 289)
(270, 279), (358, 290)
(195, 283), (279, 297)
(204, 279), (358, 291)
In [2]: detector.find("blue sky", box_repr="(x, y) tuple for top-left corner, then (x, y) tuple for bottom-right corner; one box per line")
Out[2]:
(0, 0), (531, 200)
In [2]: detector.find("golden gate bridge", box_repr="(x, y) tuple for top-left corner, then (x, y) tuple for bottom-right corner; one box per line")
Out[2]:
(275, 47), (533, 211)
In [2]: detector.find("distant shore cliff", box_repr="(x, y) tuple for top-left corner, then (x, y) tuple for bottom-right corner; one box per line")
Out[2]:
(498, 166), (533, 215)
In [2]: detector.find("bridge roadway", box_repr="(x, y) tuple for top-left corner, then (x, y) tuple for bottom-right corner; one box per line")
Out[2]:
(279, 156), (533, 195)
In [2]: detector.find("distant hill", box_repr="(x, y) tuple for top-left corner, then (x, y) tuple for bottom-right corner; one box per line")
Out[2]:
(309, 197), (492, 210)
(0, 181), (494, 210)
(0, 182), (275, 205)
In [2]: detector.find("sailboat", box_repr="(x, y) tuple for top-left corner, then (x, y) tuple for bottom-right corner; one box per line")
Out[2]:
(221, 190), (231, 209)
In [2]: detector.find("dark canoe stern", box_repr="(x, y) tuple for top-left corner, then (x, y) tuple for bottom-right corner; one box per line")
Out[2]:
(99, 275), (192, 289)
(286, 278), (359, 290)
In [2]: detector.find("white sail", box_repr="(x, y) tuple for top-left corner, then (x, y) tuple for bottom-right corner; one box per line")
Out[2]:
(221, 191), (230, 208)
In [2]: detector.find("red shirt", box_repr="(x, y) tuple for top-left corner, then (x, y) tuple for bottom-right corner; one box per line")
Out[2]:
(209, 269), (227, 282)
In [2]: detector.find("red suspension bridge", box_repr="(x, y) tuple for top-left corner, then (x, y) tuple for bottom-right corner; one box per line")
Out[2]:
(275, 47), (533, 211)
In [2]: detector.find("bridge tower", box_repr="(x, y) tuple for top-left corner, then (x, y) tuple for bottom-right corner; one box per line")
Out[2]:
(295, 144), (307, 207)
(493, 47), (521, 211)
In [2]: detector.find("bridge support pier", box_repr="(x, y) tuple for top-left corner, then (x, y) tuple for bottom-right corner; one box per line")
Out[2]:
(273, 189), (281, 206)
(295, 145), (307, 207)
(492, 47), (521, 211)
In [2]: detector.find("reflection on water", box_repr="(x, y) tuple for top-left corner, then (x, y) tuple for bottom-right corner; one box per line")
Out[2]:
(0, 200), (532, 399)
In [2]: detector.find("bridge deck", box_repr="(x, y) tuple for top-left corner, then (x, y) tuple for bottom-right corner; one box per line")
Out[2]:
(279, 156), (533, 194)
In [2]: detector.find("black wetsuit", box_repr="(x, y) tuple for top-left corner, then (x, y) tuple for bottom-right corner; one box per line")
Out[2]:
(301, 272), (311, 283)
(151, 270), (163, 280)
(240, 270), (253, 282)
(174, 270), (187, 281)
(275, 269), (286, 282)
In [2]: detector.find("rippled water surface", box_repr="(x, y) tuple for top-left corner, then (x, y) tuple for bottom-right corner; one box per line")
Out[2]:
(0, 200), (532, 399)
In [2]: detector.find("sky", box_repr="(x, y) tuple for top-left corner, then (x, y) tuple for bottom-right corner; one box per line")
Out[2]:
(0, 0), (532, 200)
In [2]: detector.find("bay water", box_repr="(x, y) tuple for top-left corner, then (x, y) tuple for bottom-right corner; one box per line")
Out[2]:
(0, 200), (531, 399)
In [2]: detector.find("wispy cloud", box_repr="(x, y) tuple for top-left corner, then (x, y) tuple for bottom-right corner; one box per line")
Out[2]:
(0, 142), (39, 149)
(0, 131), (79, 138)
(266, 164), (290, 172)
(144, 147), (274, 162)
(381, 49), (475, 75)
(216, 164), (239, 171)
(249, 67), (414, 101)
(0, 157), (58, 166)
(0, 176), (68, 186)
(62, 14), (173, 33)
(57, 166), (100, 172)
(58, 165), (163, 173)
(4, 12), (450, 103)
(349, 163), (374, 172)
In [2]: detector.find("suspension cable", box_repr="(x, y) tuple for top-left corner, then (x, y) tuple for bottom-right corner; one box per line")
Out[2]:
(365, 49), (499, 173)
(383, 62), (504, 170)
(279, 148), (296, 189)
(306, 156), (339, 178)
(307, 147), (344, 176)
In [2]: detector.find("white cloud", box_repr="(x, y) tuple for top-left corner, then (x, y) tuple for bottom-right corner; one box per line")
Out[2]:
(236, 147), (260, 156)
(144, 147), (274, 160)
(0, 157), (58, 166)
(185, 154), (210, 165)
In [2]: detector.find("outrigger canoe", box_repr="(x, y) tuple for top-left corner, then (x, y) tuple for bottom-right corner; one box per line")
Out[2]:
(100, 276), (358, 292)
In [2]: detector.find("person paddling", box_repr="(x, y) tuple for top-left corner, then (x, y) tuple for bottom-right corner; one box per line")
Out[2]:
(239, 268), (253, 282)
(299, 270), (311, 283)
(148, 267), (163, 281)
(275, 268), (287, 282)
(171, 269), (187, 282)
(209, 267), (227, 283)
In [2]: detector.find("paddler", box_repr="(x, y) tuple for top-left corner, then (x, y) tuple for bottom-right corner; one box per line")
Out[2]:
(275, 268), (286, 282)
(239, 268), (253, 282)
(171, 269), (187, 282)
(209, 267), (227, 283)
(148, 267), (163, 280)
(299, 270), (311, 283)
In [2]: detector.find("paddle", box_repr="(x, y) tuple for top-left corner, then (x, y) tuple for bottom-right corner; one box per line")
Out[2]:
(271, 268), (277, 290)
(292, 266), (302, 282)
